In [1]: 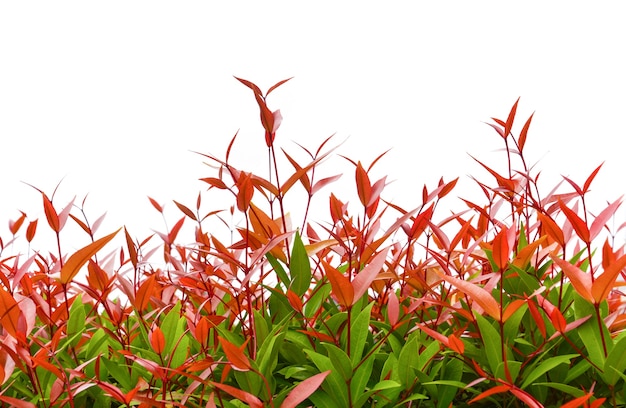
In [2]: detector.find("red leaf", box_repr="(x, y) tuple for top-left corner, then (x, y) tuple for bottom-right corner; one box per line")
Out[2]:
(469, 384), (511, 404)
(518, 112), (534, 153)
(0, 286), (20, 338)
(550, 255), (593, 303)
(60, 229), (120, 284)
(537, 212), (565, 248)
(438, 177), (458, 199)
(590, 196), (622, 241)
(561, 393), (591, 408)
(583, 162), (604, 193)
(150, 326), (166, 355)
(135, 274), (157, 312)
(148, 197), (164, 213)
(492, 226), (510, 271)
(233, 76), (262, 96)
(42, 193), (60, 233)
(280, 370), (330, 408)
(592, 253), (626, 304)
(510, 388), (542, 408)
(448, 333), (465, 355)
(235, 172), (254, 212)
(124, 227), (138, 270)
(9, 212), (26, 235)
(550, 308), (567, 332)
(218, 336), (251, 371)
(527, 300), (546, 338)
(559, 200), (590, 243)
(211, 382), (263, 408)
(174, 201), (197, 221)
(323, 260), (353, 307)
(355, 161), (371, 208)
(286, 289), (303, 314)
(200, 177), (229, 190)
(266, 77), (293, 96)
(387, 291), (399, 327)
(502, 299), (526, 323)
(351, 248), (389, 305)
(504, 97), (520, 138)
(437, 272), (501, 320)
(409, 204), (434, 240)
(562, 175), (584, 196)
(311, 174), (342, 195)
(0, 396), (36, 408)
(168, 217), (186, 244)
(26, 220), (38, 243)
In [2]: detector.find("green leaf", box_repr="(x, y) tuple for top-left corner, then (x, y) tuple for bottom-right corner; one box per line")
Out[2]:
(351, 353), (374, 408)
(574, 295), (609, 368)
(475, 312), (503, 376)
(354, 379), (402, 408)
(67, 294), (86, 341)
(289, 231), (311, 296)
(160, 302), (183, 357)
(418, 339), (440, 372)
(602, 335), (626, 386)
(86, 328), (110, 359)
(531, 382), (586, 398)
(101, 357), (132, 391)
(304, 349), (349, 407)
(436, 357), (463, 408)
(350, 303), (373, 365)
(170, 333), (189, 369)
(258, 331), (286, 383)
(305, 281), (331, 319)
(521, 354), (578, 389)
(266, 252), (290, 288)
(397, 335), (420, 389)
(323, 343), (352, 381)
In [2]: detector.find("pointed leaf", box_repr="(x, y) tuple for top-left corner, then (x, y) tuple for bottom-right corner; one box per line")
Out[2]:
(537, 212), (565, 248)
(492, 226), (510, 271)
(218, 336), (250, 371)
(148, 196), (163, 213)
(550, 255), (593, 303)
(583, 162), (604, 193)
(323, 260), (353, 307)
(559, 199), (590, 242)
(469, 384), (511, 404)
(518, 112), (534, 153)
(211, 382), (263, 408)
(438, 272), (501, 320)
(150, 326), (166, 354)
(174, 200), (197, 221)
(355, 161), (371, 208)
(592, 253), (626, 304)
(60, 229), (120, 284)
(504, 97), (519, 138)
(233, 76), (262, 96)
(280, 370), (330, 408)
(26, 220), (37, 243)
(266, 77), (293, 96)
(351, 248), (389, 304)
(42, 193), (60, 232)
(289, 232), (311, 297)
(0, 287), (20, 338)
(590, 196), (622, 241)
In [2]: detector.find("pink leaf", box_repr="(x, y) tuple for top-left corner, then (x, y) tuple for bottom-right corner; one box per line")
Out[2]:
(352, 248), (389, 305)
(280, 370), (330, 408)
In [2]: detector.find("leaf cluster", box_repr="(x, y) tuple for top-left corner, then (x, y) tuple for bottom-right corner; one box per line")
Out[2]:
(1, 81), (626, 407)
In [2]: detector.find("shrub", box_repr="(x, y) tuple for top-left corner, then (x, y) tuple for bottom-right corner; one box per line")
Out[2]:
(1, 77), (625, 407)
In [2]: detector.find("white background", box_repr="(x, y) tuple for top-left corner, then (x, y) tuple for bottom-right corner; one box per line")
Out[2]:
(1, 2), (625, 252)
